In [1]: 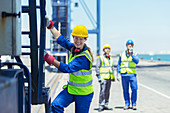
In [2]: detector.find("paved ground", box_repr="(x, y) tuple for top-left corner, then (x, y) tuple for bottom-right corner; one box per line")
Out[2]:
(56, 67), (170, 113)
(30, 57), (170, 113)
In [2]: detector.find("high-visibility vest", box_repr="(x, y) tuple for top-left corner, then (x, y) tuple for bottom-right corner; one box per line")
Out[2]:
(120, 51), (136, 74)
(99, 55), (114, 79)
(67, 50), (93, 95)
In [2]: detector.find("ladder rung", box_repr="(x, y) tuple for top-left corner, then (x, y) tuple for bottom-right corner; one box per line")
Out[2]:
(22, 6), (40, 13)
(22, 52), (31, 55)
(22, 6), (29, 13)
(22, 45), (40, 48)
(22, 45), (30, 48)
(22, 31), (30, 35)
(36, 6), (40, 9)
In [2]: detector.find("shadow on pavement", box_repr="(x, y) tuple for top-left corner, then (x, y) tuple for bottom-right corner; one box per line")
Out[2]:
(114, 106), (124, 109)
(94, 108), (99, 111)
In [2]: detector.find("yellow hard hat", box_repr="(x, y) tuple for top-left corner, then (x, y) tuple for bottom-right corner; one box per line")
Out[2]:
(103, 44), (111, 51)
(71, 25), (88, 38)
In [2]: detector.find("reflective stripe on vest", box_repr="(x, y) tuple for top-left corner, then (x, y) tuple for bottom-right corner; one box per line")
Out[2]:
(71, 70), (92, 76)
(67, 50), (93, 95)
(99, 55), (114, 79)
(120, 51), (136, 74)
(68, 80), (92, 87)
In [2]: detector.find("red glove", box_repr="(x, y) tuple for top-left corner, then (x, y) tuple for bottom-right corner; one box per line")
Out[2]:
(47, 20), (54, 29)
(43, 53), (55, 65)
(46, 16), (54, 29)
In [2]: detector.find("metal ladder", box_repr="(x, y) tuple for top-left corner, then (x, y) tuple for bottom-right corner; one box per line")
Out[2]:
(20, 0), (51, 112)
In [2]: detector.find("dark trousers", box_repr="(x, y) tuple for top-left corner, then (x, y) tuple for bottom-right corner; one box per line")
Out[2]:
(99, 78), (111, 108)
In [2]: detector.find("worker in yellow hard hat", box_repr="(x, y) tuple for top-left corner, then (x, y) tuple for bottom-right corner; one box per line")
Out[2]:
(95, 44), (115, 112)
(44, 17), (94, 113)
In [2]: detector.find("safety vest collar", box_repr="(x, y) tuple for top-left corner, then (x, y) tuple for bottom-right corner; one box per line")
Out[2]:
(100, 55), (113, 66)
(69, 50), (92, 63)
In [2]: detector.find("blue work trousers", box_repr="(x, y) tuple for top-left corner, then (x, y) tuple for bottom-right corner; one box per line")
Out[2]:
(121, 75), (138, 106)
(52, 88), (94, 113)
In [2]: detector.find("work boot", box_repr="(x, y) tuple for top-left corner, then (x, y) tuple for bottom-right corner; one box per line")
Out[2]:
(132, 106), (137, 110)
(98, 108), (104, 112)
(104, 106), (113, 110)
(123, 105), (130, 110)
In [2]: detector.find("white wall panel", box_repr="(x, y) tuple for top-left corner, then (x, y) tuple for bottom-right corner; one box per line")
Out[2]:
(0, 0), (21, 55)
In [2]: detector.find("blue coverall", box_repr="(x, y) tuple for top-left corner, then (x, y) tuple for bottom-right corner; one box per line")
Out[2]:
(117, 52), (139, 106)
(51, 35), (94, 113)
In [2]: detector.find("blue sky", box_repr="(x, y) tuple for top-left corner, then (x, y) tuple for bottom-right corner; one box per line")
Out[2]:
(71, 0), (170, 54)
(22, 0), (170, 55)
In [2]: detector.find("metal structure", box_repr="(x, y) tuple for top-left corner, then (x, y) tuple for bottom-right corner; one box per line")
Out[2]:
(76, 0), (101, 55)
(0, 0), (100, 113)
(50, 0), (68, 65)
(0, 62), (31, 113)
(52, 0), (101, 56)
(1, 0), (50, 112)
(22, 0), (51, 112)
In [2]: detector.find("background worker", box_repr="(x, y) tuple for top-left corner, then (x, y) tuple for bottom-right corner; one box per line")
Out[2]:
(96, 44), (115, 112)
(44, 18), (94, 113)
(117, 40), (139, 110)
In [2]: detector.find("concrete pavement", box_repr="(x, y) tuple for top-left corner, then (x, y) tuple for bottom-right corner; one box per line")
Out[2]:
(31, 57), (170, 113)
(62, 66), (170, 113)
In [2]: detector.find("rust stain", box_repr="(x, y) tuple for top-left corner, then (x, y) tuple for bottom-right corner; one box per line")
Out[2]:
(0, 17), (7, 37)
(0, 16), (7, 44)
(1, 17), (7, 27)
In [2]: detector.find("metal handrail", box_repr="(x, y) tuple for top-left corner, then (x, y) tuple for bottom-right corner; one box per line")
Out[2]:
(1, 62), (31, 113)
